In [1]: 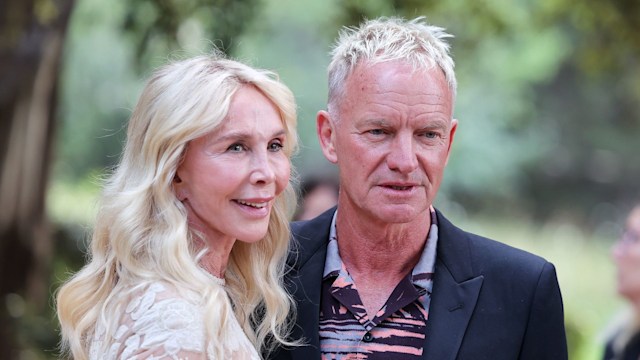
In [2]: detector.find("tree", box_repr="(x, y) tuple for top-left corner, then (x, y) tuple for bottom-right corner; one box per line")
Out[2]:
(0, 0), (75, 357)
(1, 0), (259, 356)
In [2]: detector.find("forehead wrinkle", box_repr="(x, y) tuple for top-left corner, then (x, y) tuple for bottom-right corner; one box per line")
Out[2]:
(358, 97), (450, 120)
(363, 82), (451, 105)
(226, 108), (262, 124)
(371, 90), (451, 106)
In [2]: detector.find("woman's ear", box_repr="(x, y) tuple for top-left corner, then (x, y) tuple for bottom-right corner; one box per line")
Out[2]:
(173, 173), (187, 201)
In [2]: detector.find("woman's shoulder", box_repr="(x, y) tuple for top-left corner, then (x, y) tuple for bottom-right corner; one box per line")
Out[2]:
(126, 280), (201, 319)
(123, 280), (260, 360)
(130, 280), (201, 307)
(91, 280), (208, 359)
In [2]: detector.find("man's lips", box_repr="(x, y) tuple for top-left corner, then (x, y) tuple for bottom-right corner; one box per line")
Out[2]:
(379, 182), (420, 190)
(385, 185), (412, 190)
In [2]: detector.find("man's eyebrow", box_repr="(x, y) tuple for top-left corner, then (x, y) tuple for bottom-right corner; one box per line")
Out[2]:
(360, 118), (449, 129)
(360, 118), (390, 127)
(418, 119), (449, 130)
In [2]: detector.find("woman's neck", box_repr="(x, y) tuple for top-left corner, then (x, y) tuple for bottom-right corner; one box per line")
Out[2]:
(194, 232), (236, 278)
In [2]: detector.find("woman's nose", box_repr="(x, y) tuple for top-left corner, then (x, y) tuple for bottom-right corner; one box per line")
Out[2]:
(250, 151), (276, 185)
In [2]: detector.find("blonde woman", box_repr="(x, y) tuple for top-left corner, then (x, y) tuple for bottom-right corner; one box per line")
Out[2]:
(56, 53), (299, 359)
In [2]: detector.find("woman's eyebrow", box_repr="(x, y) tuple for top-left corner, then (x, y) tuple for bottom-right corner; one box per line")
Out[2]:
(211, 128), (287, 143)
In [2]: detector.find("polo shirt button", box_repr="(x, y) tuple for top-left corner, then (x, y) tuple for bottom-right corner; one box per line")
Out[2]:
(363, 331), (374, 342)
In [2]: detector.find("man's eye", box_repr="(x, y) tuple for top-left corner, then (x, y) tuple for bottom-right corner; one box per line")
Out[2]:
(227, 143), (245, 152)
(269, 141), (284, 152)
(423, 131), (439, 139)
(368, 129), (385, 135)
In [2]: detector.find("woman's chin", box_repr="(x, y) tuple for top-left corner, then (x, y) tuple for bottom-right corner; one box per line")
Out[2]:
(235, 229), (269, 244)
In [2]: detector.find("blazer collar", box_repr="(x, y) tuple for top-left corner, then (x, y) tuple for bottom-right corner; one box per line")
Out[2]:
(286, 207), (335, 359)
(286, 208), (484, 360)
(422, 210), (484, 359)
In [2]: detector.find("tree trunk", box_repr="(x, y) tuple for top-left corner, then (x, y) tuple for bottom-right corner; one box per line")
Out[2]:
(0, 0), (74, 357)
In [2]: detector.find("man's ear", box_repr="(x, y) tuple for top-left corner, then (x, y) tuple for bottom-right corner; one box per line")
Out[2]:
(173, 173), (187, 201)
(445, 118), (458, 165)
(317, 110), (338, 164)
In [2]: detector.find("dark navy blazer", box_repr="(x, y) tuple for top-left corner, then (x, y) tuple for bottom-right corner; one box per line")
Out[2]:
(270, 207), (568, 360)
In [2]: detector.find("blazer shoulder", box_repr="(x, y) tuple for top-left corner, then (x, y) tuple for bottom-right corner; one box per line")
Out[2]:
(287, 207), (335, 270)
(436, 210), (553, 282)
(467, 232), (548, 269)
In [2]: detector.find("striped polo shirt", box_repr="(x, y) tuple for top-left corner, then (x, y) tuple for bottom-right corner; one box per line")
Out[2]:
(319, 208), (438, 359)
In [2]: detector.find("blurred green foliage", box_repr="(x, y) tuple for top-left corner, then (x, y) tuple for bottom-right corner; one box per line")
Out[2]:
(37, 0), (640, 359)
(56, 0), (640, 221)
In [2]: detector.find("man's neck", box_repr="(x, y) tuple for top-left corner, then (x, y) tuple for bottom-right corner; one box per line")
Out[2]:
(334, 207), (431, 318)
(335, 208), (431, 276)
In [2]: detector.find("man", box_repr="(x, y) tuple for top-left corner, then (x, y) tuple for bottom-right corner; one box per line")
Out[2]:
(274, 17), (567, 359)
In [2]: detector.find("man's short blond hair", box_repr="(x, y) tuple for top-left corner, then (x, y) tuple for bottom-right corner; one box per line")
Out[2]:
(327, 16), (456, 113)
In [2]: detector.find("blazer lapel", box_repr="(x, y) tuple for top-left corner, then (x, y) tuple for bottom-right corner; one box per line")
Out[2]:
(287, 208), (334, 360)
(422, 211), (484, 360)
(286, 209), (481, 360)
(289, 249), (326, 358)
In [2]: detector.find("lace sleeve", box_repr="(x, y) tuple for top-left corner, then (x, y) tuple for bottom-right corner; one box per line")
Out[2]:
(96, 282), (208, 360)
(90, 282), (261, 360)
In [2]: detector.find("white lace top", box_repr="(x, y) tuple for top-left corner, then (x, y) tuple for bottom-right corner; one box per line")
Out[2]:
(89, 281), (260, 360)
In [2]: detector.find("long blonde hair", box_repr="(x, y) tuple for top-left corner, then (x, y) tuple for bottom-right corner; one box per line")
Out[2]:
(56, 53), (299, 359)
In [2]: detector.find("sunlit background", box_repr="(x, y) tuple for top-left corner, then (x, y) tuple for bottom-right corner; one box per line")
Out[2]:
(1, 0), (639, 359)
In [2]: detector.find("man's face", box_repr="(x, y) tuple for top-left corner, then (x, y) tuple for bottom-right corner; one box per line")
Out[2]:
(318, 60), (456, 224)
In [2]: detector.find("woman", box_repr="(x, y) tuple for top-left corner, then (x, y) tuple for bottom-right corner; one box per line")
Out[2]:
(604, 204), (640, 360)
(56, 53), (299, 359)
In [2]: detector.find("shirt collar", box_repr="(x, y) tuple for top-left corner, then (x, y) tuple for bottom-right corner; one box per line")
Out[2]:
(323, 207), (439, 290)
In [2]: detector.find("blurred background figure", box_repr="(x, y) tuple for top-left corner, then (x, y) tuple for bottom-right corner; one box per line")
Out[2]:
(294, 175), (339, 221)
(603, 204), (640, 360)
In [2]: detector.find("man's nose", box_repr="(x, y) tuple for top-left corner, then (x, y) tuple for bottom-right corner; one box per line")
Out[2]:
(386, 134), (418, 174)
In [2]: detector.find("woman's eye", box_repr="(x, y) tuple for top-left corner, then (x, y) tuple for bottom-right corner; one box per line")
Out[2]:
(269, 141), (284, 152)
(227, 143), (245, 152)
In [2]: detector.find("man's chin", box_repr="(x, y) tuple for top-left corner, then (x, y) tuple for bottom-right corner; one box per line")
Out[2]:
(373, 205), (425, 224)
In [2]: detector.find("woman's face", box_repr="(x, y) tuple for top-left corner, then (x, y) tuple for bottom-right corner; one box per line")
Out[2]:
(174, 85), (290, 247)
(612, 207), (640, 302)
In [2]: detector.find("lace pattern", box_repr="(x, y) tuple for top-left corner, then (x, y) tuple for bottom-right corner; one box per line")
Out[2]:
(89, 282), (260, 360)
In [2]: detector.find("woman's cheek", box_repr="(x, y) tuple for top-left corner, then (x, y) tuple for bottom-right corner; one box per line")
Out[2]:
(274, 157), (291, 195)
